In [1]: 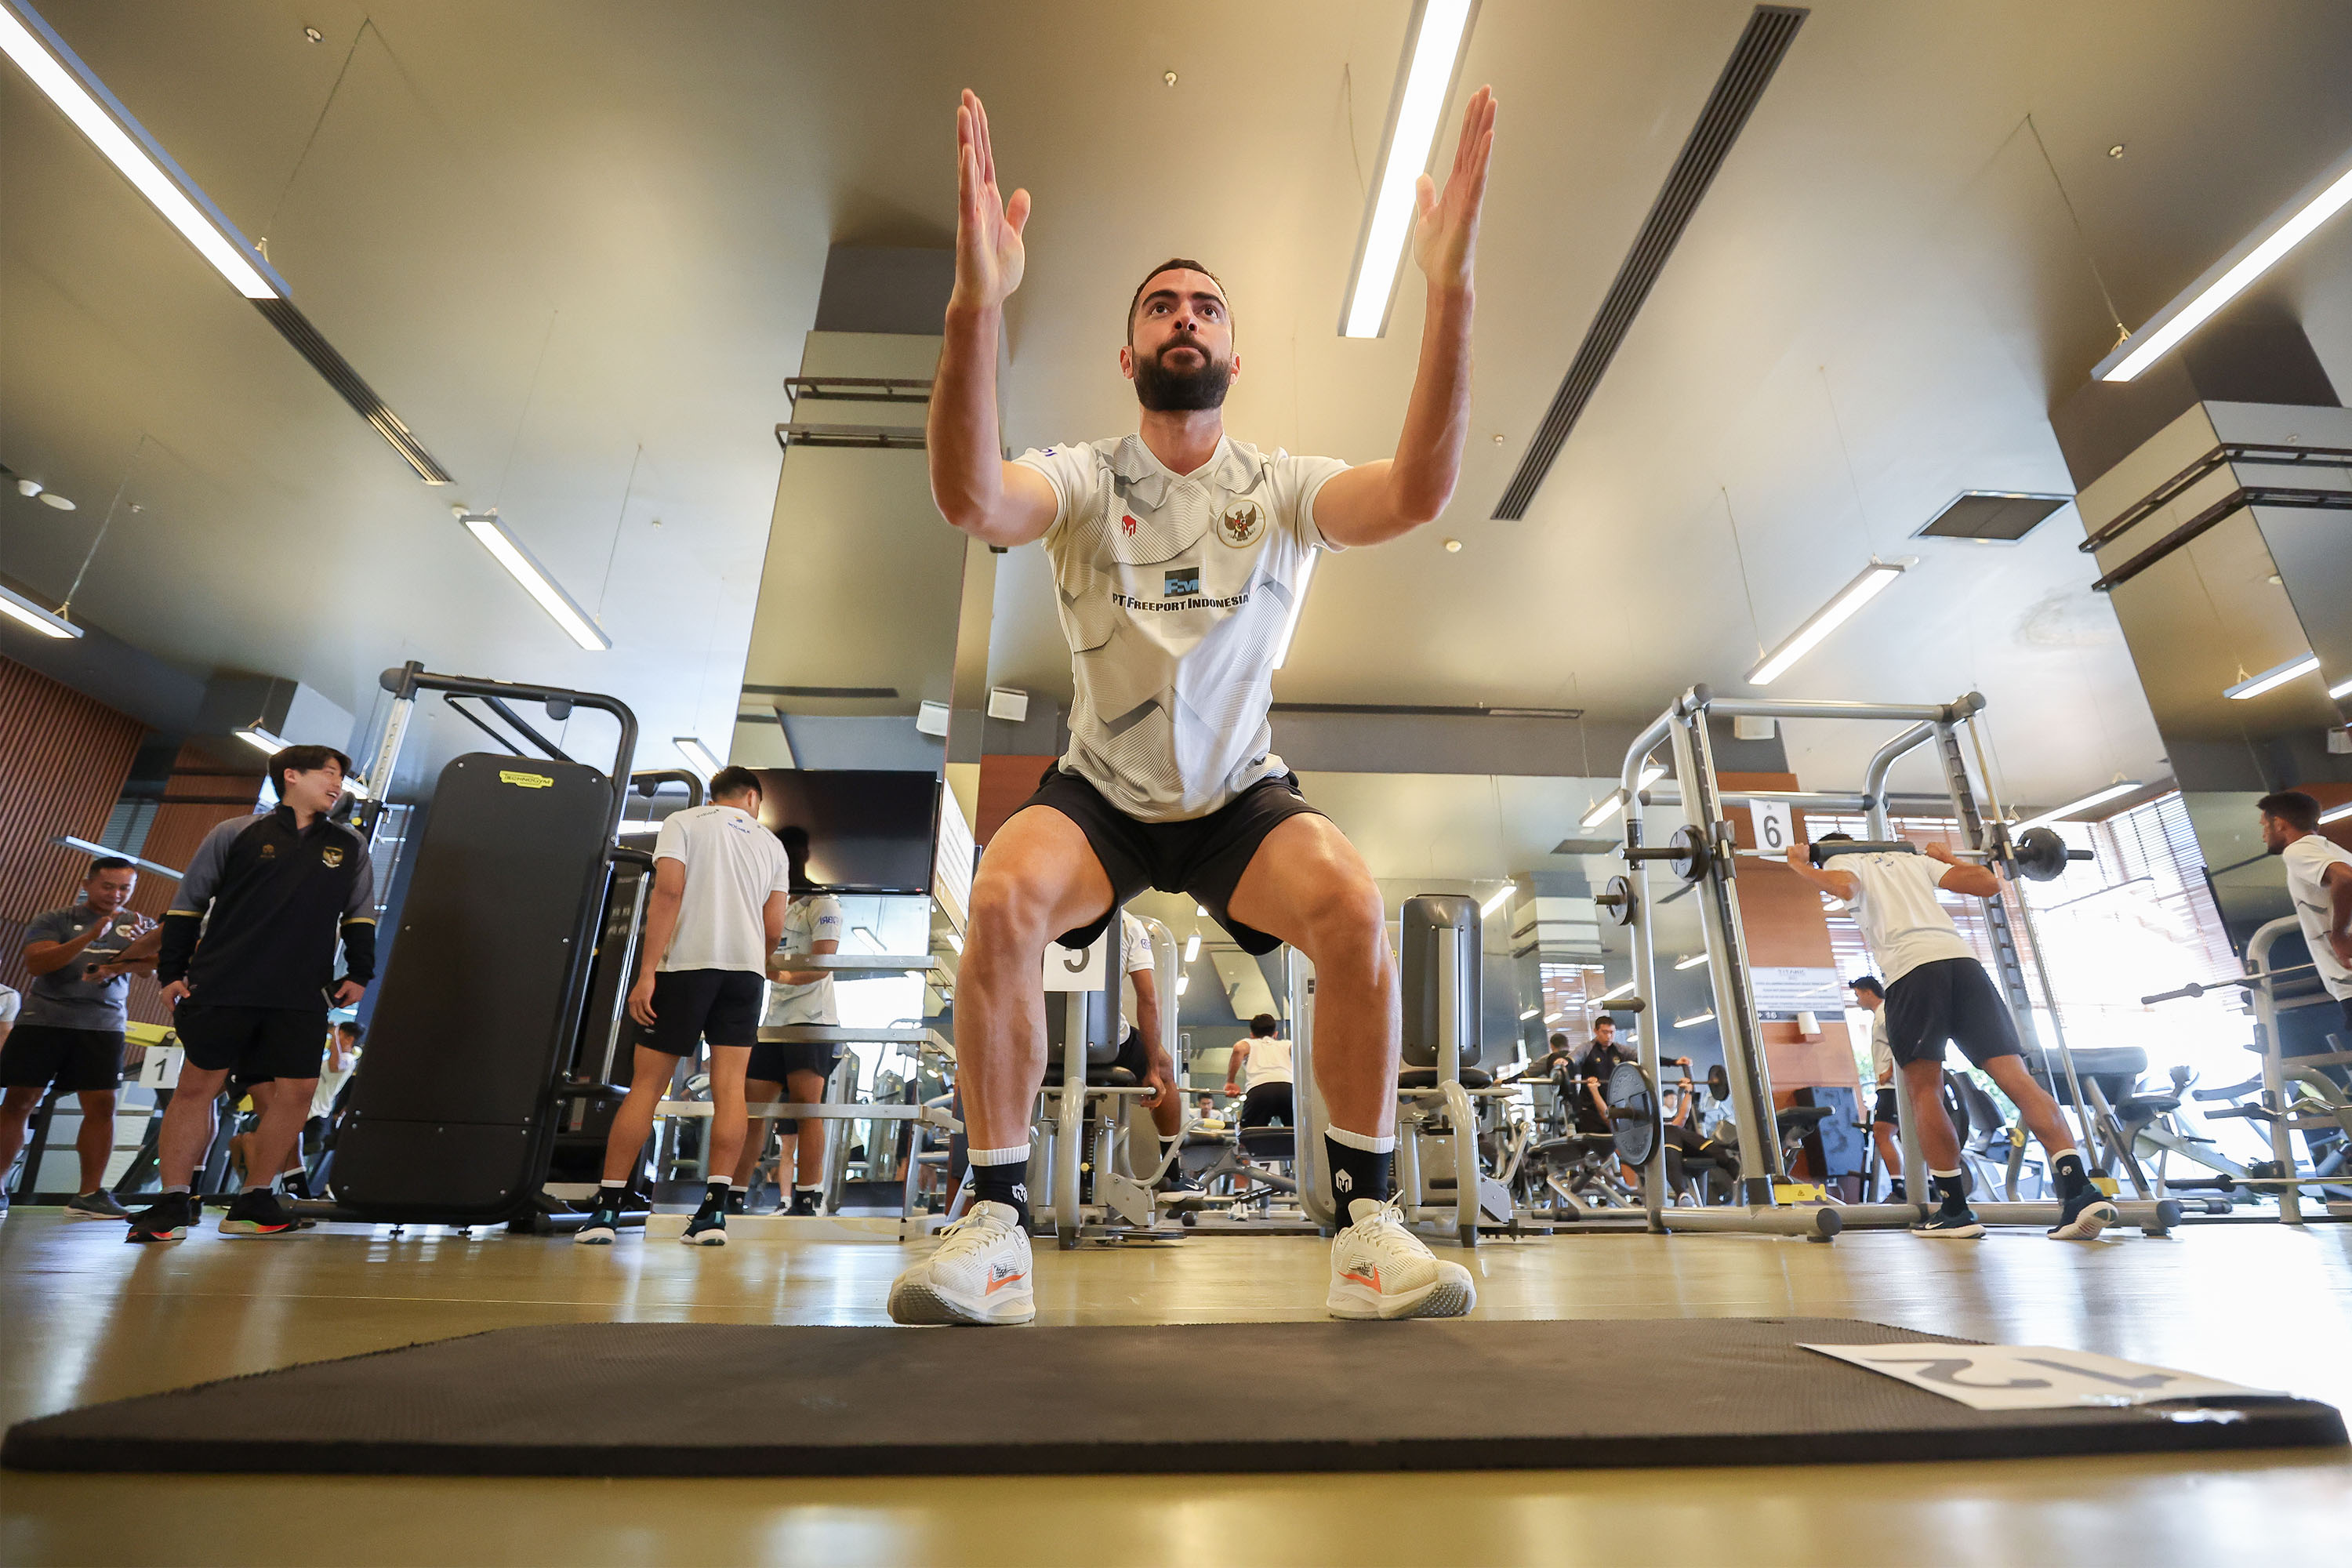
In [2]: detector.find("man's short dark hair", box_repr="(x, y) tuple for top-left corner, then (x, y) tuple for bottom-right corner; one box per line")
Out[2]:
(1592, 1014), (1616, 1031)
(85, 855), (135, 878)
(708, 765), (762, 802)
(1249, 1013), (1279, 1038)
(2258, 791), (2321, 833)
(1127, 257), (1225, 342)
(268, 744), (352, 801)
(337, 1022), (365, 1042)
(1852, 975), (1884, 999)
(1548, 1032), (1569, 1051)
(1817, 831), (1854, 843)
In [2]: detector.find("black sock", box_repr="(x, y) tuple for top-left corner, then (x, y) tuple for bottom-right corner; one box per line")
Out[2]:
(697, 1178), (731, 1217)
(1930, 1170), (1968, 1213)
(596, 1181), (628, 1211)
(971, 1162), (1030, 1226)
(1325, 1137), (1394, 1212)
(2053, 1151), (2089, 1200)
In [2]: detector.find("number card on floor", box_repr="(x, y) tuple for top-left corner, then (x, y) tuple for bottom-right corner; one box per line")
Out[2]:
(1801, 1342), (2276, 1410)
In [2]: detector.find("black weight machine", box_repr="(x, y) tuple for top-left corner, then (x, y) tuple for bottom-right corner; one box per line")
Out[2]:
(298, 662), (672, 1232)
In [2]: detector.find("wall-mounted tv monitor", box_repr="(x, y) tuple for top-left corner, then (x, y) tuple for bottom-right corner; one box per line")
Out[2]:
(751, 769), (938, 895)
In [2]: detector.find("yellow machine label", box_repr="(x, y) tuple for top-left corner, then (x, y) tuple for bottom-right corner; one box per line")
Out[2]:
(499, 770), (555, 789)
(1772, 1181), (1828, 1203)
(2092, 1176), (2120, 1196)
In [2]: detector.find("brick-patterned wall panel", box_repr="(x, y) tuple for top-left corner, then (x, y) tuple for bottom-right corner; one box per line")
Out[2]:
(0, 656), (144, 995)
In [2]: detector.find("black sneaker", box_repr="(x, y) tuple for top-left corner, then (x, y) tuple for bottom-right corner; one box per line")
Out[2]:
(681, 1210), (728, 1246)
(1157, 1169), (1209, 1209)
(786, 1190), (821, 1218)
(125, 1192), (194, 1243)
(575, 1198), (622, 1245)
(1912, 1207), (1984, 1239)
(2048, 1186), (2119, 1240)
(220, 1189), (312, 1236)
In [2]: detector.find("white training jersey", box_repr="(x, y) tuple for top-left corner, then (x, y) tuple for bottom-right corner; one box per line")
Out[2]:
(766, 894), (847, 1025)
(651, 804), (793, 975)
(1867, 1007), (1893, 1081)
(2282, 833), (2352, 1000)
(1013, 434), (1351, 822)
(1116, 909), (1156, 1040)
(1240, 1035), (1294, 1090)
(1839, 851), (1976, 985)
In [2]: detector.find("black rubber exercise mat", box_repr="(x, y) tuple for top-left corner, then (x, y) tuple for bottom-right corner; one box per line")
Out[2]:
(5, 1318), (2341, 1476)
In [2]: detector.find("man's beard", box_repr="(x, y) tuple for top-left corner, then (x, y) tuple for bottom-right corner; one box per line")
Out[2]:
(1133, 338), (1231, 412)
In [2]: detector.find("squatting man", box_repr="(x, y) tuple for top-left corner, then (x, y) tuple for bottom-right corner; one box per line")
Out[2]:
(887, 83), (1499, 1326)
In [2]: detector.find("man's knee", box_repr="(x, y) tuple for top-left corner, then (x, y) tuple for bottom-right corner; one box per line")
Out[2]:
(1292, 873), (1388, 974)
(77, 1091), (117, 1116)
(967, 862), (1071, 954)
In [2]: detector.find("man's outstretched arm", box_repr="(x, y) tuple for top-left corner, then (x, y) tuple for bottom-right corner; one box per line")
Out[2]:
(1315, 87), (1497, 548)
(928, 89), (1058, 546)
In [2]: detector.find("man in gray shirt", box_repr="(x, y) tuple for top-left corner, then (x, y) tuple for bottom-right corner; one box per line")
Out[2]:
(1, 857), (154, 1221)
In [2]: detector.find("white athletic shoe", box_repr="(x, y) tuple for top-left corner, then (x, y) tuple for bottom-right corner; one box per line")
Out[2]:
(886, 1201), (1036, 1326)
(1327, 1198), (1475, 1320)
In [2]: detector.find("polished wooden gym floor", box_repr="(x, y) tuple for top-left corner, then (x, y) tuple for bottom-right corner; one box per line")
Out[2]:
(2, 1210), (2346, 1566)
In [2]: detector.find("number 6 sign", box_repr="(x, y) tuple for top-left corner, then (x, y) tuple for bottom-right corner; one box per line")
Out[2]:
(1750, 799), (1794, 855)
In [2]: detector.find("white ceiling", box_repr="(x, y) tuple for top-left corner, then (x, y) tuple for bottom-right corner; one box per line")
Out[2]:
(4, 1), (2350, 811)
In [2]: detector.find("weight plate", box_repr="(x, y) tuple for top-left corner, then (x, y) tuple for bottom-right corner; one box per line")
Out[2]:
(1667, 825), (1711, 885)
(1599, 874), (1637, 927)
(2013, 826), (2069, 883)
(1606, 1059), (1660, 1166)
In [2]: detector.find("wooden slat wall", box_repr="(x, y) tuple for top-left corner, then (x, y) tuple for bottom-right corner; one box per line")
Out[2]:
(124, 742), (265, 920)
(0, 656), (144, 996)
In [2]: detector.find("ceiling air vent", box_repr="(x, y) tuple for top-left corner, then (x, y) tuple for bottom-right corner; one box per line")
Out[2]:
(1913, 492), (2070, 543)
(1493, 5), (1807, 521)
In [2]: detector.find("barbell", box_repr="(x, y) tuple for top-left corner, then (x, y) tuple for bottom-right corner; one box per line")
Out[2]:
(1806, 826), (2089, 883)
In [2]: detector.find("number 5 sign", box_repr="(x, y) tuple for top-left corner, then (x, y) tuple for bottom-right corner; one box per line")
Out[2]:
(1802, 1341), (2273, 1410)
(1750, 798), (1794, 855)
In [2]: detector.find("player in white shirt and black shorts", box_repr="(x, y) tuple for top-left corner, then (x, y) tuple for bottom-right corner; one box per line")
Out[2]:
(1787, 833), (2117, 1240)
(579, 766), (791, 1247)
(2257, 791), (2352, 1102)
(735, 875), (844, 1216)
(887, 86), (1497, 1327)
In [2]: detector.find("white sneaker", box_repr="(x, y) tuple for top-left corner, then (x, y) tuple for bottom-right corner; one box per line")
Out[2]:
(887, 1202), (1036, 1326)
(1327, 1198), (1475, 1320)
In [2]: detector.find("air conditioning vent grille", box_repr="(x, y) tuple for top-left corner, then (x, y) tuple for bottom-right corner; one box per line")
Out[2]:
(1915, 492), (2070, 542)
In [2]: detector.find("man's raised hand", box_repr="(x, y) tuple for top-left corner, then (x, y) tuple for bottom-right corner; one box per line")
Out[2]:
(1412, 85), (1496, 293)
(953, 89), (1029, 312)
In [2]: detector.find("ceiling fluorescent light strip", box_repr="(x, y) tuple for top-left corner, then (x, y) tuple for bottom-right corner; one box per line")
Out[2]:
(0, 0), (451, 484)
(1674, 953), (1710, 971)
(1338, 0), (1479, 339)
(1493, 5), (1806, 518)
(1747, 559), (1908, 686)
(1580, 762), (1667, 829)
(53, 834), (182, 880)
(2223, 653), (2319, 701)
(1675, 1009), (1717, 1029)
(459, 511), (612, 651)
(234, 724), (289, 755)
(0, 0), (279, 298)
(1598, 980), (1636, 1002)
(1479, 885), (1514, 918)
(0, 579), (82, 638)
(2331, 676), (2352, 701)
(2013, 782), (2143, 834)
(2321, 800), (2351, 826)
(2096, 140), (2352, 383)
(675, 737), (721, 777)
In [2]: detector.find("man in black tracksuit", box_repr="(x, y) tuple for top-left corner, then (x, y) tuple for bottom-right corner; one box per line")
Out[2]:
(126, 744), (376, 1243)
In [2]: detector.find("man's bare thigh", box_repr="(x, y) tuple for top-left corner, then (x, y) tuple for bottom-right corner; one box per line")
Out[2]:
(1225, 812), (1379, 948)
(978, 804), (1116, 937)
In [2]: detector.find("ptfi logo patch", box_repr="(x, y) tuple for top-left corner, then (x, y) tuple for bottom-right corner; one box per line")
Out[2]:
(1163, 566), (1202, 597)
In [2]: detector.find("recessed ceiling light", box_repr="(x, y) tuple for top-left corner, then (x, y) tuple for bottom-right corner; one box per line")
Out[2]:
(2107, 143), (2125, 158)
(1443, 539), (1462, 553)
(303, 25), (322, 42)
(38, 492), (74, 510)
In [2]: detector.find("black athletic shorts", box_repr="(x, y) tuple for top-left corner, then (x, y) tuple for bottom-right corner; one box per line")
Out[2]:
(746, 1039), (839, 1085)
(174, 1004), (328, 1082)
(646, 968), (763, 1057)
(0, 1024), (125, 1093)
(1872, 1087), (1899, 1125)
(1240, 1081), (1294, 1128)
(1885, 956), (2022, 1069)
(1017, 765), (1324, 955)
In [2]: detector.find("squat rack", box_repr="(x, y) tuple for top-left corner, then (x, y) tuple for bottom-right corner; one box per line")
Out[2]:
(1608, 686), (2181, 1237)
